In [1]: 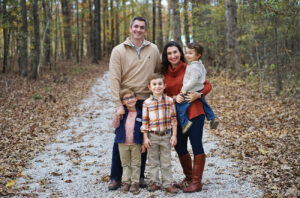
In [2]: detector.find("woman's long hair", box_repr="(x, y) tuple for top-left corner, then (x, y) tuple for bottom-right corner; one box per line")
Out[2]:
(161, 41), (186, 74)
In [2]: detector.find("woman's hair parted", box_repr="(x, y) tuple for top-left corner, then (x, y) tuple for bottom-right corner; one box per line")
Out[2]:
(120, 88), (135, 100)
(148, 73), (165, 85)
(186, 42), (204, 59)
(161, 41), (186, 74)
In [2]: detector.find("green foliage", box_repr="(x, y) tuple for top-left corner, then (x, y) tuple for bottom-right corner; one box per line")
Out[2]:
(32, 94), (42, 100)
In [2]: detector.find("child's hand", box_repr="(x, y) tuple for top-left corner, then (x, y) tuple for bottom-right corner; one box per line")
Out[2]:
(143, 138), (152, 149)
(116, 106), (125, 116)
(141, 145), (146, 153)
(170, 135), (177, 147)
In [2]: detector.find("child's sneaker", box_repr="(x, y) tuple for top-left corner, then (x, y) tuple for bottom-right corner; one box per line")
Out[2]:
(182, 121), (192, 134)
(129, 182), (140, 194)
(210, 118), (219, 129)
(120, 183), (130, 193)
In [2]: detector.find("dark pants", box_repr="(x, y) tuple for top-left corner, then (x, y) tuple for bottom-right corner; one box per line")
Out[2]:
(175, 115), (205, 157)
(109, 100), (147, 181)
(176, 97), (215, 128)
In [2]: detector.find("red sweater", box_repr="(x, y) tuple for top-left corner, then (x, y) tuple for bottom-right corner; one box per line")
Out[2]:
(164, 61), (212, 120)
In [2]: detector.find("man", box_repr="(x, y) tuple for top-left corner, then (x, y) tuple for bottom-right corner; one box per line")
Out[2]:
(109, 16), (161, 190)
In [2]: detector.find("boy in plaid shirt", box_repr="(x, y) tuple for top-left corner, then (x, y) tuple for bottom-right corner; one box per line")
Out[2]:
(141, 73), (179, 194)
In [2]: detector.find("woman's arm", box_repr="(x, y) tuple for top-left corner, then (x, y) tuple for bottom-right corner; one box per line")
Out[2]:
(185, 80), (212, 103)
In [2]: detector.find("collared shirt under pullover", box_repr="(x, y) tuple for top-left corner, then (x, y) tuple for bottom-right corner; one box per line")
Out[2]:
(109, 38), (161, 107)
(141, 94), (177, 133)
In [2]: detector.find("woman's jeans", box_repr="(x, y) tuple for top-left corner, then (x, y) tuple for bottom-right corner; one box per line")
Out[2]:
(176, 97), (215, 127)
(175, 115), (205, 157)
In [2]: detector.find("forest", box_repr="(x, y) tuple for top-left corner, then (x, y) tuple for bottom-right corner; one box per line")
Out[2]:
(0, 0), (299, 197)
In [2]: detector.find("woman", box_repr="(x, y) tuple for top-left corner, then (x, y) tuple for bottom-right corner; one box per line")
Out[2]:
(161, 41), (212, 193)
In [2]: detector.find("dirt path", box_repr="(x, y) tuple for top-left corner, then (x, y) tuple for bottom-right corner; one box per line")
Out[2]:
(14, 72), (263, 198)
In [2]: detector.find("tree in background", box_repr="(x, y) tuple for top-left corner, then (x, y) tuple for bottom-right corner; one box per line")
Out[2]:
(61, 0), (72, 60)
(171, 0), (182, 46)
(30, 0), (40, 80)
(19, 0), (28, 77)
(225, 0), (240, 72)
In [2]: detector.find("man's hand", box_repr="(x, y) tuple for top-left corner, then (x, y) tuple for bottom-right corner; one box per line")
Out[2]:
(170, 135), (177, 147)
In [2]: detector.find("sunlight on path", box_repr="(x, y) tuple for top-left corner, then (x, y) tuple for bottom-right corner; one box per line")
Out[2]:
(14, 72), (263, 198)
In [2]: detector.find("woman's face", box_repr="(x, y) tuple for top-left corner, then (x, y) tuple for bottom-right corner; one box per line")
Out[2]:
(167, 46), (181, 67)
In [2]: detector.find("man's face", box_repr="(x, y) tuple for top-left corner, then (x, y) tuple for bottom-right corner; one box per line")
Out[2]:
(129, 20), (147, 41)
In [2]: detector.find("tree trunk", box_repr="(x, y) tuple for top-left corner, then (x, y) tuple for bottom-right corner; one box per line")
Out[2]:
(157, 0), (163, 51)
(42, 0), (52, 68)
(274, 15), (282, 95)
(110, 0), (115, 49)
(191, 0), (200, 42)
(116, 0), (120, 45)
(54, 4), (58, 63)
(92, 0), (100, 63)
(171, 0), (182, 46)
(76, 0), (80, 63)
(184, 0), (190, 45)
(81, 0), (85, 59)
(20, 0), (28, 77)
(30, 0), (40, 80)
(2, 0), (9, 73)
(122, 0), (127, 41)
(152, 0), (156, 43)
(225, 0), (240, 71)
(58, 6), (64, 59)
(88, 0), (93, 58)
(103, 0), (108, 55)
(61, 0), (72, 59)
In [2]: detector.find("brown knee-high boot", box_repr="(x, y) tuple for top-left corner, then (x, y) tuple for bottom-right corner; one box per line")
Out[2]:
(183, 153), (206, 193)
(174, 154), (193, 189)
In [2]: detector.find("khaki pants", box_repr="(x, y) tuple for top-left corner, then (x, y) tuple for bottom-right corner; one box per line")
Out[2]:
(118, 143), (141, 184)
(147, 133), (173, 187)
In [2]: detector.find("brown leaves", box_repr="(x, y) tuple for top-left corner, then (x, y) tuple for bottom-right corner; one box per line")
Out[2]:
(0, 59), (108, 196)
(208, 74), (300, 197)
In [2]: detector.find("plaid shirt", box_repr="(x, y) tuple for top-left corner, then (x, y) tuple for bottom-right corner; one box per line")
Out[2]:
(141, 94), (177, 133)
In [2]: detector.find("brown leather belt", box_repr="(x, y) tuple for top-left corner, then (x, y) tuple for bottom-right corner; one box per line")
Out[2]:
(148, 130), (171, 136)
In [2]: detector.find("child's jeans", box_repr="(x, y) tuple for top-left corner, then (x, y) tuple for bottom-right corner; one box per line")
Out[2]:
(176, 97), (216, 127)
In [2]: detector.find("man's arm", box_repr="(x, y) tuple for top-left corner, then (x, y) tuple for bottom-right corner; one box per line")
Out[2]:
(154, 45), (162, 73)
(109, 47), (123, 107)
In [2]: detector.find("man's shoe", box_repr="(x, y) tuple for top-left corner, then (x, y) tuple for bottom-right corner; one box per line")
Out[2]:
(183, 121), (192, 134)
(164, 185), (179, 194)
(210, 118), (219, 129)
(147, 183), (160, 192)
(120, 182), (130, 193)
(108, 180), (121, 191)
(139, 178), (147, 188)
(129, 182), (140, 194)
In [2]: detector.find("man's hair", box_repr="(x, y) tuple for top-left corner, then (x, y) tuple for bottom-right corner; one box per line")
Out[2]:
(186, 43), (204, 59)
(120, 88), (135, 100)
(148, 73), (165, 85)
(130, 16), (148, 30)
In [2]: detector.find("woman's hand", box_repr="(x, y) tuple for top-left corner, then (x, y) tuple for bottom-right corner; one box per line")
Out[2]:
(175, 94), (185, 104)
(186, 92), (202, 103)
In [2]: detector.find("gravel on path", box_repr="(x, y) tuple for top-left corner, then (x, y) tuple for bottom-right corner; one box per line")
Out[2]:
(14, 72), (263, 198)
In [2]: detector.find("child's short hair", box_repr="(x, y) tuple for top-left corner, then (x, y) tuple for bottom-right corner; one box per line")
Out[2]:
(186, 43), (204, 59)
(120, 88), (135, 100)
(148, 73), (165, 85)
